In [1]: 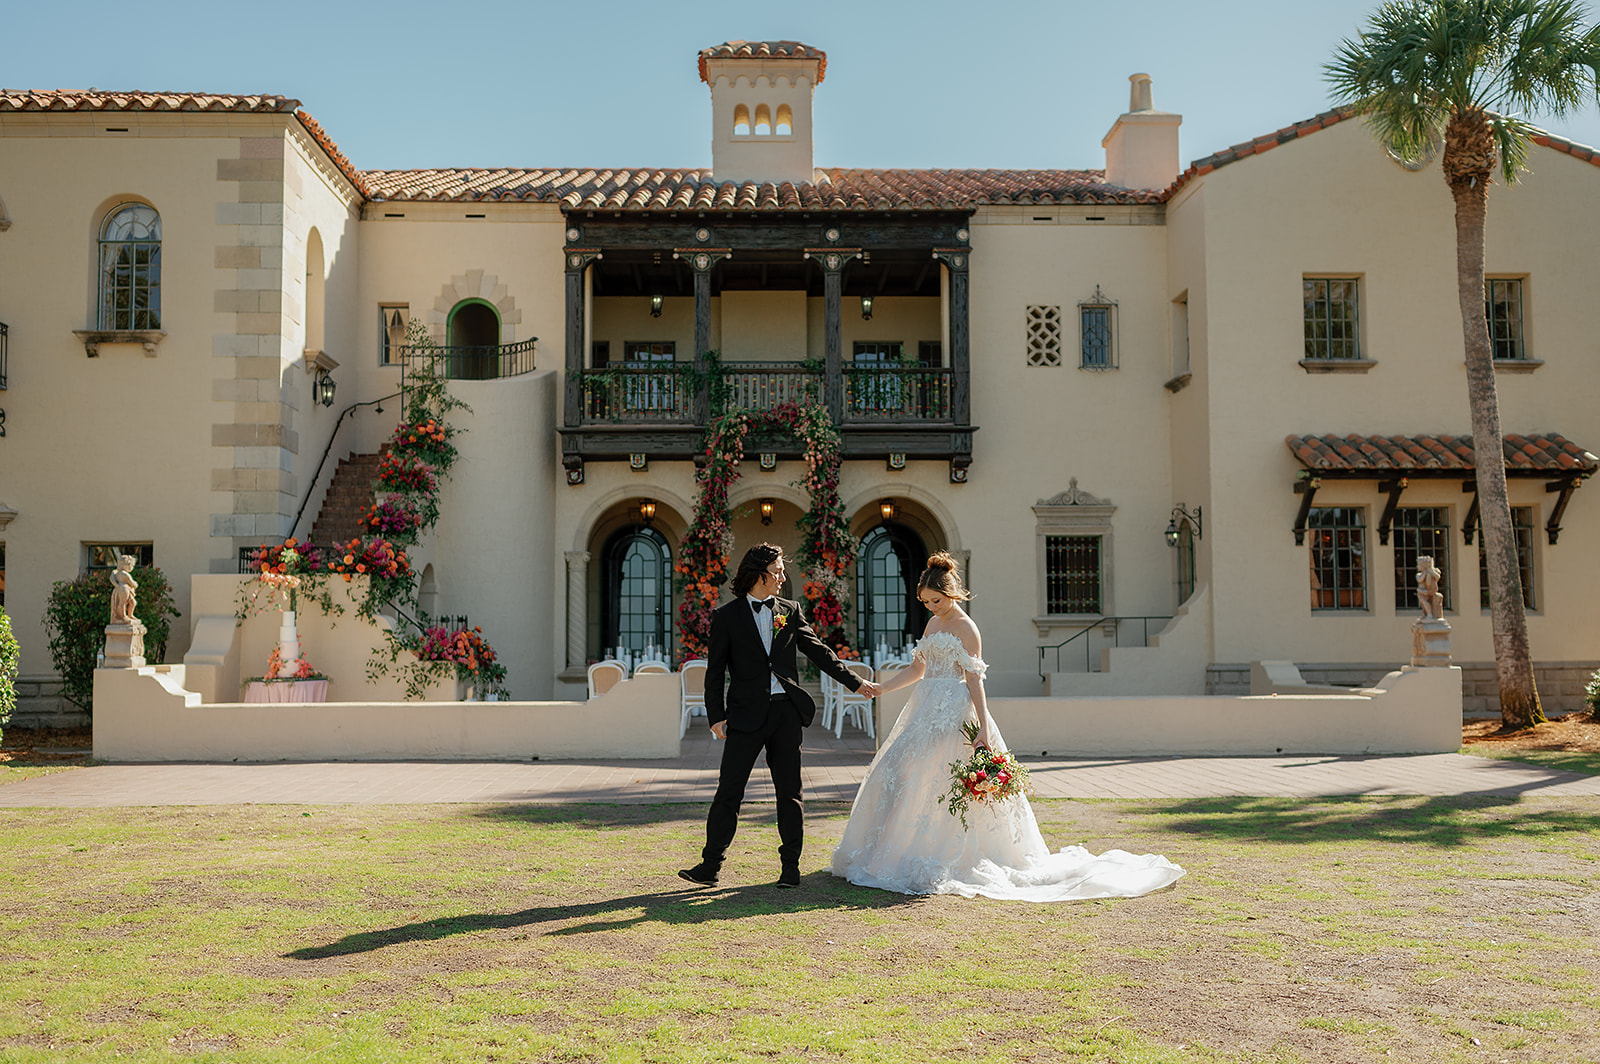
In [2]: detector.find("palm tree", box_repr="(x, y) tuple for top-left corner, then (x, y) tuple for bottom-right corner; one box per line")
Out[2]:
(1327, 0), (1600, 729)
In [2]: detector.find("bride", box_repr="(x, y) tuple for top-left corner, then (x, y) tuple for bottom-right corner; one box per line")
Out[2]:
(830, 552), (1185, 901)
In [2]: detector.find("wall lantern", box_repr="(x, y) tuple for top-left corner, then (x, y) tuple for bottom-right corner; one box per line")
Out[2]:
(879, 498), (897, 522)
(1165, 504), (1202, 546)
(639, 499), (657, 527)
(650, 294), (664, 318)
(759, 498), (775, 526)
(314, 369), (338, 408)
(860, 294), (874, 320)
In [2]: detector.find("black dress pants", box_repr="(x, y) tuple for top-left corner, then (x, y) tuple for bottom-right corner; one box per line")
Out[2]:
(702, 695), (804, 870)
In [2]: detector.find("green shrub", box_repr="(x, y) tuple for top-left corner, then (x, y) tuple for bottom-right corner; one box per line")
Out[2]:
(0, 606), (18, 743)
(1586, 668), (1600, 716)
(42, 567), (180, 714)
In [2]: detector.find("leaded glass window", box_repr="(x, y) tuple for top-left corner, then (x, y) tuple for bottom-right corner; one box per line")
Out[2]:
(856, 524), (923, 652)
(602, 527), (672, 657)
(1477, 507), (1535, 610)
(1045, 535), (1101, 614)
(1485, 279), (1525, 361)
(1303, 278), (1359, 361)
(1308, 507), (1365, 610)
(98, 204), (161, 330)
(1392, 508), (1451, 611)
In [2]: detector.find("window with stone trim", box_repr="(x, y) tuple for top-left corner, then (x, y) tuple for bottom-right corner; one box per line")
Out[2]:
(98, 203), (161, 330)
(1033, 480), (1115, 627)
(1078, 286), (1118, 370)
(1026, 306), (1061, 366)
(1308, 507), (1366, 610)
(1477, 506), (1536, 610)
(1485, 278), (1525, 361)
(85, 543), (153, 573)
(1392, 507), (1451, 611)
(1303, 278), (1360, 361)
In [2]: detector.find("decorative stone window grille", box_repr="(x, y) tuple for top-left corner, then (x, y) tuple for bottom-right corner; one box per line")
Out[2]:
(98, 203), (161, 330)
(1391, 507), (1451, 611)
(1033, 479), (1115, 634)
(1302, 278), (1360, 361)
(1307, 507), (1366, 610)
(1025, 305), (1061, 366)
(1477, 507), (1536, 610)
(1485, 279), (1525, 361)
(1078, 286), (1118, 370)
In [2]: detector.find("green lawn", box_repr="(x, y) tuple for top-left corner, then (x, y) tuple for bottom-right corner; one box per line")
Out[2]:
(1, 797), (1597, 1063)
(1460, 745), (1600, 778)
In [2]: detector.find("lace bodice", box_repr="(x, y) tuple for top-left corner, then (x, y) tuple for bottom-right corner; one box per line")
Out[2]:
(914, 630), (988, 680)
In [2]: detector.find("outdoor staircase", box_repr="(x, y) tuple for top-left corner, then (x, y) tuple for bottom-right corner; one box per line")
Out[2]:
(309, 451), (383, 548)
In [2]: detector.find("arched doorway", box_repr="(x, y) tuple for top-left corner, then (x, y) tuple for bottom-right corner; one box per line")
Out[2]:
(600, 525), (672, 659)
(446, 298), (499, 379)
(856, 523), (926, 655)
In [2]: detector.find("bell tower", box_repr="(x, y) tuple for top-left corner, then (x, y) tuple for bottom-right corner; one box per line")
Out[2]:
(699, 40), (826, 185)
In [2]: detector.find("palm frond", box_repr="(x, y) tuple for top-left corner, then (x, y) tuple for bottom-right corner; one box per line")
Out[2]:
(1492, 114), (1538, 182)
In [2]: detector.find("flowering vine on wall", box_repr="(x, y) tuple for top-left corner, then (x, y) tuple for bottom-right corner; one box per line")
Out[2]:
(675, 396), (858, 660)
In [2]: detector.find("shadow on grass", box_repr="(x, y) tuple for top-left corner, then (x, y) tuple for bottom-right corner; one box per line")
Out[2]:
(1151, 794), (1600, 848)
(1463, 748), (1600, 777)
(284, 876), (923, 960)
(468, 803), (712, 830)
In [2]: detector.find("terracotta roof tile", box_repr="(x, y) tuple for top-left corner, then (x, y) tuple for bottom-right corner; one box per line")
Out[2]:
(294, 109), (369, 198)
(1285, 433), (1598, 475)
(699, 41), (827, 84)
(1167, 107), (1353, 197)
(0, 89), (298, 113)
(360, 165), (1162, 209)
(1530, 130), (1600, 169)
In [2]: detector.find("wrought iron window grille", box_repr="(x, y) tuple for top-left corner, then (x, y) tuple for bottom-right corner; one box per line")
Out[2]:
(1078, 286), (1119, 371)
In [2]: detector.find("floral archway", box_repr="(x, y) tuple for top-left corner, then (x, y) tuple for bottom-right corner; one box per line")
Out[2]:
(675, 400), (856, 660)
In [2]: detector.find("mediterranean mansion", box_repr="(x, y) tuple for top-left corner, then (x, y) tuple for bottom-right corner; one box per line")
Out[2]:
(1, 40), (1596, 716)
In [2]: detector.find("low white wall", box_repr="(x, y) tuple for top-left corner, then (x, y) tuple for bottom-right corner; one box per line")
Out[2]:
(93, 668), (682, 761)
(1045, 585), (1212, 696)
(989, 666), (1461, 756)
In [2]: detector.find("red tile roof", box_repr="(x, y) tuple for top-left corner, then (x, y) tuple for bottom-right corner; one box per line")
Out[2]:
(360, 166), (1162, 209)
(1530, 130), (1600, 169)
(1167, 108), (1353, 196)
(294, 109), (369, 198)
(1286, 433), (1598, 475)
(699, 41), (827, 84)
(0, 89), (298, 113)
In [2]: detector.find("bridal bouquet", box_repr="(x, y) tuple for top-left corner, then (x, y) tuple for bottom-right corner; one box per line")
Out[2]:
(944, 721), (1032, 829)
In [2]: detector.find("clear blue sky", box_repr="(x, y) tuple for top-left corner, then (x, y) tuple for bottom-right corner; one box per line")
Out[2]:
(9, 0), (1600, 174)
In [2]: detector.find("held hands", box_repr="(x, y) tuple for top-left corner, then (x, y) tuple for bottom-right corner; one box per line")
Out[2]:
(858, 679), (883, 698)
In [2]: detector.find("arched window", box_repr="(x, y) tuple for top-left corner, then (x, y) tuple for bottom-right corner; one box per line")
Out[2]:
(754, 103), (772, 135)
(601, 526), (672, 658)
(733, 103), (751, 135)
(856, 523), (926, 654)
(98, 203), (161, 330)
(446, 298), (500, 379)
(775, 104), (793, 135)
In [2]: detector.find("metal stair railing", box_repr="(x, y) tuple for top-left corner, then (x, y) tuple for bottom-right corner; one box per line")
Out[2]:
(1037, 615), (1173, 681)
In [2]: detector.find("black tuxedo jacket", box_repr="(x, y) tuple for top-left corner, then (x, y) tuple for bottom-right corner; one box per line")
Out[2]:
(704, 595), (862, 730)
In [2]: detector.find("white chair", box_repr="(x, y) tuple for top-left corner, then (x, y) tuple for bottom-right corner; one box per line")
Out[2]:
(817, 673), (841, 733)
(679, 659), (708, 738)
(586, 659), (627, 700)
(634, 660), (671, 676)
(834, 662), (876, 738)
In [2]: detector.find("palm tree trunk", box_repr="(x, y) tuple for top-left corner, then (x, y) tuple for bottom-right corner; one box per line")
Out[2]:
(1451, 172), (1544, 730)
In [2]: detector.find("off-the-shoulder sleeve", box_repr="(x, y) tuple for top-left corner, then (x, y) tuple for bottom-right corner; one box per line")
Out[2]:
(954, 643), (988, 678)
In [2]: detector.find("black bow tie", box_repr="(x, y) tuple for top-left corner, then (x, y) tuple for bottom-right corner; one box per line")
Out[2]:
(752, 598), (774, 611)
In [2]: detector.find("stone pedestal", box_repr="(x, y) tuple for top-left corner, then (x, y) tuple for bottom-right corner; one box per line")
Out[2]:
(1410, 617), (1452, 667)
(103, 621), (147, 669)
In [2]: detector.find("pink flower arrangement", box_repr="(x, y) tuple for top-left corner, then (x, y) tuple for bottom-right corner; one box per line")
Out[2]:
(326, 537), (411, 582)
(362, 497), (423, 539)
(944, 721), (1033, 829)
(263, 645), (318, 681)
(377, 452), (437, 495)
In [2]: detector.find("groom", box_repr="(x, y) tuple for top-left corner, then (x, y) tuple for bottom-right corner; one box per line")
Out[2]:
(679, 543), (879, 889)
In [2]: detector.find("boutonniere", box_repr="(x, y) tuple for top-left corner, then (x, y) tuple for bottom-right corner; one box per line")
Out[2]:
(772, 610), (789, 635)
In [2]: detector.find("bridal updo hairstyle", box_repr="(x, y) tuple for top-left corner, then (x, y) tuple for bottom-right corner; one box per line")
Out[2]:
(731, 543), (784, 598)
(917, 551), (971, 601)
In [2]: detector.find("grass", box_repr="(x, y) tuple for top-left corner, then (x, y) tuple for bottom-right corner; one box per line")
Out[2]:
(1460, 745), (1600, 777)
(0, 797), (1597, 1063)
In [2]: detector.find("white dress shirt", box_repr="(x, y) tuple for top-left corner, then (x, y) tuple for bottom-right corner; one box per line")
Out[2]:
(747, 594), (785, 694)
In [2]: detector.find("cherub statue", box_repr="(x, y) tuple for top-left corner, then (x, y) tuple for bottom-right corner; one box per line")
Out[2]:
(1415, 555), (1444, 621)
(109, 554), (139, 624)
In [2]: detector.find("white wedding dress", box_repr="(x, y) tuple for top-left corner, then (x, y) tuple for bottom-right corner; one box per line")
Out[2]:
(830, 631), (1185, 901)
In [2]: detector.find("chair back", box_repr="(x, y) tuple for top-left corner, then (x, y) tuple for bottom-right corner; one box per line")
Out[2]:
(634, 661), (671, 675)
(843, 661), (874, 685)
(586, 660), (627, 699)
(679, 659), (708, 698)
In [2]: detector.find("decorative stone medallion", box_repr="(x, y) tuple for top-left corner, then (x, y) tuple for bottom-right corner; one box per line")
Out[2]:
(696, 227), (711, 242)
(956, 228), (969, 242)
(568, 254), (582, 268)
(824, 227), (840, 242)
(826, 254), (840, 270)
(565, 227), (581, 242)
(694, 253), (710, 270)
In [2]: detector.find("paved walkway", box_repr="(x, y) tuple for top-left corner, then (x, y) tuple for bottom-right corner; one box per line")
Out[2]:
(3, 727), (1598, 806)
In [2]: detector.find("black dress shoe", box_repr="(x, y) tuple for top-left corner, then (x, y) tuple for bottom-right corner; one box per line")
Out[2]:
(776, 866), (801, 888)
(677, 864), (719, 887)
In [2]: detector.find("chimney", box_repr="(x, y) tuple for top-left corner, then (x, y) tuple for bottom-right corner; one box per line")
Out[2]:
(699, 41), (826, 185)
(1102, 73), (1182, 190)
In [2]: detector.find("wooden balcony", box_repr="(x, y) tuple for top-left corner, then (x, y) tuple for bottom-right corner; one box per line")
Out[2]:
(561, 360), (973, 476)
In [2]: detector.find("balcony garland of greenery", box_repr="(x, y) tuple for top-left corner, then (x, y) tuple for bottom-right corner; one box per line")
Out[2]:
(675, 390), (858, 660)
